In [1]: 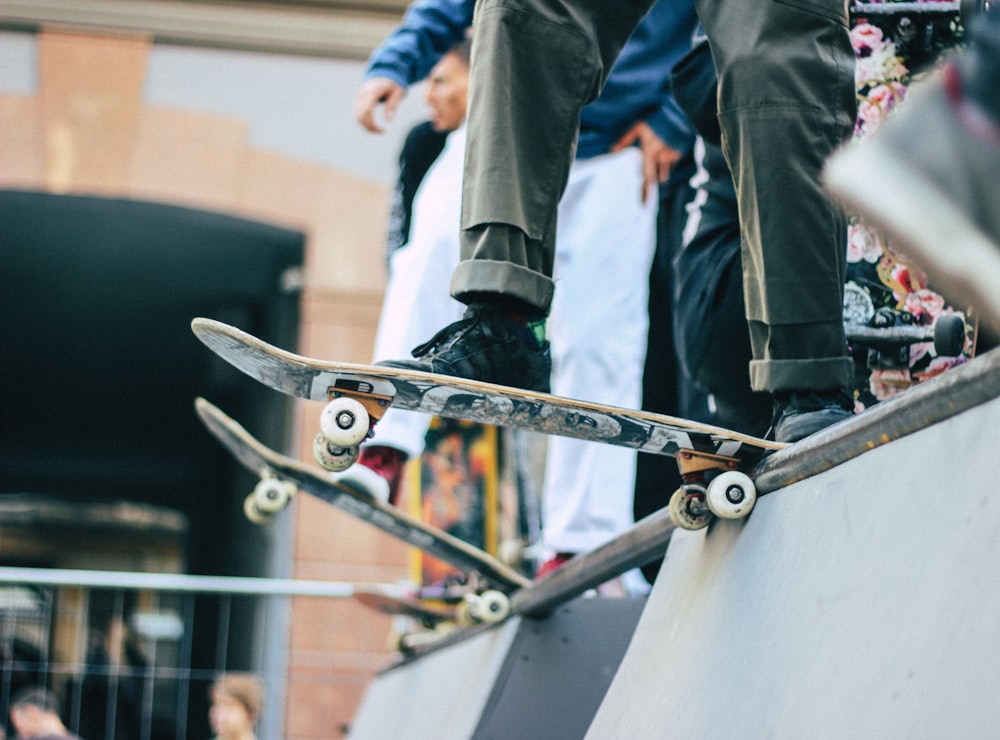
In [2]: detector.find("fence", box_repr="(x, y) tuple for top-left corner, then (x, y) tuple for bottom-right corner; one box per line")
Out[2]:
(0, 567), (393, 739)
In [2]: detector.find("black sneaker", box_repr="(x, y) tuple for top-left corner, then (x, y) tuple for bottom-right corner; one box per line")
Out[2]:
(379, 305), (552, 393)
(771, 390), (853, 444)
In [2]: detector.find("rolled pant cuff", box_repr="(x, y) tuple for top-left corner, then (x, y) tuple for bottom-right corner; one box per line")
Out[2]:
(450, 259), (555, 314)
(749, 356), (853, 394)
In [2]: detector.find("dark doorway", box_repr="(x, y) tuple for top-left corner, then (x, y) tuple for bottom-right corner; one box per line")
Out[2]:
(1, 189), (306, 737)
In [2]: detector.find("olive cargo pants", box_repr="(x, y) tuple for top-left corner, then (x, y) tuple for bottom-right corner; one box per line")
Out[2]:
(451, 0), (856, 394)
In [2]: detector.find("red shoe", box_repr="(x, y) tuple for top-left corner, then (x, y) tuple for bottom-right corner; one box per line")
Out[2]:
(535, 552), (574, 580)
(333, 445), (407, 505)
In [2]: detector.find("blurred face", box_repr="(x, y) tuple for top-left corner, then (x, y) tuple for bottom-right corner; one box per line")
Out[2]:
(10, 704), (39, 736)
(424, 52), (469, 132)
(209, 693), (253, 738)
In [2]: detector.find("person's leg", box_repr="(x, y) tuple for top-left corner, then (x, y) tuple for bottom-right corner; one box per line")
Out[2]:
(452, 0), (656, 311)
(349, 231), (462, 502)
(540, 149), (657, 562)
(824, 11), (1000, 330)
(674, 136), (770, 435)
(382, 0), (655, 389)
(336, 235), (457, 503)
(696, 0), (857, 441)
(633, 159), (693, 586)
(341, 132), (469, 503)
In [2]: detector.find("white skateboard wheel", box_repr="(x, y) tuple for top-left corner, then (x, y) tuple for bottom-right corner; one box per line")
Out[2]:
(244, 477), (295, 524)
(669, 485), (712, 531)
(454, 599), (476, 628)
(252, 477), (296, 514)
(313, 434), (360, 472)
(706, 471), (757, 520)
(320, 397), (370, 447)
(466, 590), (510, 623)
(244, 493), (269, 525)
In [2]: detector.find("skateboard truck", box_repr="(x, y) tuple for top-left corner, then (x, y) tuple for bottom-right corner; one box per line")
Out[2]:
(844, 310), (967, 372)
(393, 588), (513, 653)
(668, 452), (757, 531)
(457, 590), (511, 626)
(314, 386), (393, 472)
(416, 574), (512, 627)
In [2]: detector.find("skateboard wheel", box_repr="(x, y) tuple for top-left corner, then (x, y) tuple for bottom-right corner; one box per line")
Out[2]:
(933, 314), (966, 357)
(498, 538), (523, 567)
(244, 478), (296, 524)
(669, 485), (712, 531)
(253, 477), (296, 514)
(320, 397), (370, 447)
(454, 599), (477, 628)
(706, 471), (757, 520)
(313, 433), (360, 472)
(465, 590), (510, 624)
(244, 493), (269, 525)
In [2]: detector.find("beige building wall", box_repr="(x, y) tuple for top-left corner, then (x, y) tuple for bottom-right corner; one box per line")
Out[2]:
(0, 29), (408, 737)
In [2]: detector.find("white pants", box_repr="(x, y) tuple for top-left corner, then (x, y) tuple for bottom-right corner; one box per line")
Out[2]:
(542, 148), (656, 553)
(373, 138), (656, 554)
(371, 126), (468, 458)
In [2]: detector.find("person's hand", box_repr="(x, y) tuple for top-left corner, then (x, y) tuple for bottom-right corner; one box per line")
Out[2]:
(611, 121), (682, 203)
(354, 77), (406, 133)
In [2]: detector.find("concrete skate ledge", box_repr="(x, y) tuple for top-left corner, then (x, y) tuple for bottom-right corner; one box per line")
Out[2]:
(755, 346), (1000, 493)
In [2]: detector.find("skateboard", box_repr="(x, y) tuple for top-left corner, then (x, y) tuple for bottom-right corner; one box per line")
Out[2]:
(355, 587), (507, 627)
(192, 318), (786, 531)
(353, 587), (511, 654)
(194, 397), (530, 614)
(353, 590), (461, 653)
(354, 590), (458, 626)
(387, 346), (1000, 660)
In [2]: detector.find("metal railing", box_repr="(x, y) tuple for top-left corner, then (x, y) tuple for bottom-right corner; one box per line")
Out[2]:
(0, 567), (395, 739)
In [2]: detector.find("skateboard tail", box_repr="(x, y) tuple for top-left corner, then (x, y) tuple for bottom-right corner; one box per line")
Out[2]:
(194, 397), (531, 592)
(192, 317), (319, 399)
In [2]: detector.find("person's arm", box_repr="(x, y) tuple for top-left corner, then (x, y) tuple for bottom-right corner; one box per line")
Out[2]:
(611, 120), (684, 203)
(354, 0), (473, 132)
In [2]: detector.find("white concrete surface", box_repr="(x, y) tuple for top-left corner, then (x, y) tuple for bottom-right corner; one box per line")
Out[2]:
(587, 394), (1000, 739)
(349, 619), (521, 739)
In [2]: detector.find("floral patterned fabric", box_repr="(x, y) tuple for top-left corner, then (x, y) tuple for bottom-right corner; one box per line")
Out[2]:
(845, 2), (974, 410)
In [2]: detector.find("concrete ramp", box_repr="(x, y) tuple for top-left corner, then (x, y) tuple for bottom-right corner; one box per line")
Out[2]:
(588, 393), (1000, 738)
(350, 597), (645, 739)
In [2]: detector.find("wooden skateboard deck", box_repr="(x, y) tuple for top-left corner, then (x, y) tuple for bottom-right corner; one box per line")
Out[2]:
(195, 397), (530, 593)
(192, 317), (782, 460)
(192, 318), (785, 529)
(353, 588), (479, 654)
(353, 589), (458, 626)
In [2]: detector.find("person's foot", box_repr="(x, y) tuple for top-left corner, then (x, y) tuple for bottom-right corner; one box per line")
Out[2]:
(379, 304), (552, 393)
(331, 445), (407, 505)
(824, 61), (1000, 327)
(535, 552), (573, 580)
(771, 390), (853, 444)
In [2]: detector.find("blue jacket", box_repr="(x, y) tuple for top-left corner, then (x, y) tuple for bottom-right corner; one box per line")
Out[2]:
(365, 0), (697, 160)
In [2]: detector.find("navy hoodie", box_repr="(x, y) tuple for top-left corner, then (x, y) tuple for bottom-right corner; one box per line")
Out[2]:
(364, 0), (698, 160)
